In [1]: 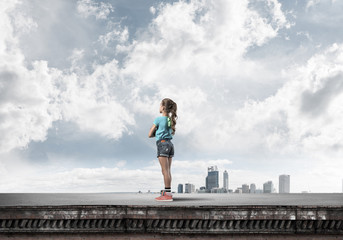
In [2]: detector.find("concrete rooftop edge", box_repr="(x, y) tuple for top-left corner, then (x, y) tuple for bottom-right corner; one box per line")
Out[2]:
(0, 204), (342, 235)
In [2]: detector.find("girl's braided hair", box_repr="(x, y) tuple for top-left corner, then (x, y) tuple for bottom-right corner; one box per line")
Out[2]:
(161, 98), (177, 135)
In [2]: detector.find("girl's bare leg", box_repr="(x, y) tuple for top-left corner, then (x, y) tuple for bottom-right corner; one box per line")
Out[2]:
(158, 157), (171, 188)
(168, 157), (172, 186)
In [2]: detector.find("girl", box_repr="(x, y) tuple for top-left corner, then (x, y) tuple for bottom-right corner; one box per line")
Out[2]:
(148, 98), (177, 202)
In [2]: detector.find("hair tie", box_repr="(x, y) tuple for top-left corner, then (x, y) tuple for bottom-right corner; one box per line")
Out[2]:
(167, 117), (171, 127)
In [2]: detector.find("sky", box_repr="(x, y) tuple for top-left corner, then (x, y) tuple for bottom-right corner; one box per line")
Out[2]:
(1, 0), (343, 193)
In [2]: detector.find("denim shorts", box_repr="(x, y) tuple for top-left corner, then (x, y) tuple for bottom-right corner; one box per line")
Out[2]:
(156, 139), (174, 158)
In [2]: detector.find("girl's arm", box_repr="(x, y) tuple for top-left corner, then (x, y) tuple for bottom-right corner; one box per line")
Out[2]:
(148, 124), (156, 138)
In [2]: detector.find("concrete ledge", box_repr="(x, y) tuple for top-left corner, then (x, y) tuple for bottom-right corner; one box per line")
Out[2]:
(0, 205), (342, 235)
(0, 193), (342, 238)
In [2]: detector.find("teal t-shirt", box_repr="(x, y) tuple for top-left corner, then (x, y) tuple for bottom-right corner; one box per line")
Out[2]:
(153, 116), (173, 141)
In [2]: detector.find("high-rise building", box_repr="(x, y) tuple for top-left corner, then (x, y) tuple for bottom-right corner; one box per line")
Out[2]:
(263, 181), (273, 193)
(178, 184), (183, 193)
(206, 166), (219, 191)
(223, 170), (229, 190)
(279, 174), (290, 193)
(185, 183), (195, 193)
(250, 183), (256, 194)
(242, 184), (250, 193)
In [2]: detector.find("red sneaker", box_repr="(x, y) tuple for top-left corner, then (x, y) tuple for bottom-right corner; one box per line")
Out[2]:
(155, 191), (173, 202)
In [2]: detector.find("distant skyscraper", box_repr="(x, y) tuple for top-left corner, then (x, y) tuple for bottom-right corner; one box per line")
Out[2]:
(185, 183), (195, 193)
(250, 184), (256, 193)
(279, 174), (290, 193)
(178, 184), (183, 193)
(263, 181), (273, 193)
(223, 170), (229, 190)
(206, 166), (219, 191)
(242, 184), (250, 193)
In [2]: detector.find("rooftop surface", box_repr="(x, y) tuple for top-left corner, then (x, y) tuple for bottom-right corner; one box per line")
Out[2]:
(0, 193), (342, 207)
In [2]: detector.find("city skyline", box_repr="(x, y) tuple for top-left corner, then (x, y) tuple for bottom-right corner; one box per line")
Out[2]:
(179, 166), (296, 194)
(178, 165), (343, 194)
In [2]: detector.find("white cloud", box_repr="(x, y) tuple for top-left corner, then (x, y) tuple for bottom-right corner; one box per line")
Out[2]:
(98, 22), (129, 47)
(77, 0), (113, 20)
(11, 11), (38, 35)
(267, 0), (292, 29)
(150, 6), (156, 15)
(0, 61), (62, 153)
(226, 43), (343, 155)
(0, 2), (60, 153)
(0, 1), (134, 152)
(0, 151), (39, 191)
(296, 31), (313, 41)
(124, 0), (288, 82)
(57, 59), (136, 139)
(69, 48), (85, 68)
(306, 0), (321, 10)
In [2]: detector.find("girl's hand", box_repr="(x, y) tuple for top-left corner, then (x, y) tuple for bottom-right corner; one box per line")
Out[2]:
(148, 124), (156, 138)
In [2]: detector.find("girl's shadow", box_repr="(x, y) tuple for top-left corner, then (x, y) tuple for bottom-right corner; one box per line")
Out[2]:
(172, 197), (209, 202)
